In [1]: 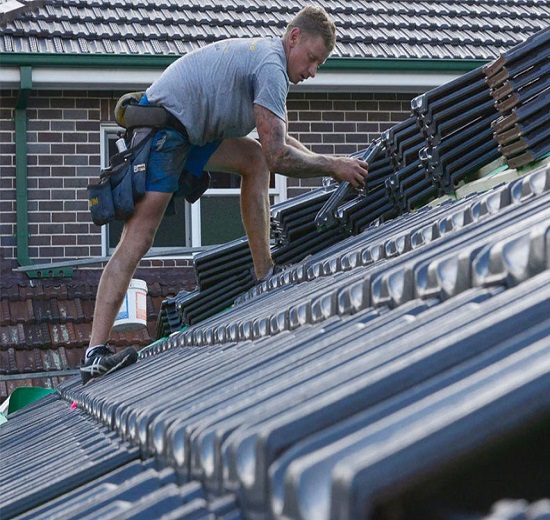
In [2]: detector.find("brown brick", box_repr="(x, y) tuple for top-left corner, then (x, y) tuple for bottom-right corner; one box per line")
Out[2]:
(39, 155), (63, 166)
(346, 112), (368, 122)
(310, 144), (334, 154)
(310, 101), (333, 111)
(63, 132), (88, 143)
(310, 122), (334, 132)
(322, 111), (345, 122)
(51, 121), (76, 132)
(287, 100), (310, 110)
(51, 143), (76, 154)
(301, 111), (322, 121)
(334, 122), (356, 133)
(379, 101), (403, 111)
(38, 132), (63, 142)
(76, 98), (100, 109)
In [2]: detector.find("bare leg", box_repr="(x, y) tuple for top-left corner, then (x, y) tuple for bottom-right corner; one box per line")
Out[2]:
(89, 190), (173, 347)
(205, 137), (273, 279)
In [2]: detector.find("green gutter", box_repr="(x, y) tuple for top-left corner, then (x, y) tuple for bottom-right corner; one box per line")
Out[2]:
(1, 52), (489, 72)
(15, 66), (72, 279)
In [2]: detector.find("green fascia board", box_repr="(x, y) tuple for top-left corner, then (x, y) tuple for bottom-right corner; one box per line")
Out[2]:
(0, 52), (489, 72)
(323, 57), (490, 72)
(0, 52), (178, 68)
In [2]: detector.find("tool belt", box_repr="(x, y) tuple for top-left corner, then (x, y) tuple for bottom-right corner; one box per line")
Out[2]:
(87, 92), (209, 226)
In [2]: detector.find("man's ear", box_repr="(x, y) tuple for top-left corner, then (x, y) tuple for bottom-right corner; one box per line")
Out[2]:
(289, 27), (302, 48)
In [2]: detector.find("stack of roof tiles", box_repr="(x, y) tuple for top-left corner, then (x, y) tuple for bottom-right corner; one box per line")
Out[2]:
(156, 239), (256, 337)
(156, 28), (549, 326)
(485, 27), (550, 169)
(328, 141), (399, 235)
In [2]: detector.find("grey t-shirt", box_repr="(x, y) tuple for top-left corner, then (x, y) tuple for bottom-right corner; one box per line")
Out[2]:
(146, 37), (289, 146)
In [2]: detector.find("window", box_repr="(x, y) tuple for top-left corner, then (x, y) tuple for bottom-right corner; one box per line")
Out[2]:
(101, 126), (286, 255)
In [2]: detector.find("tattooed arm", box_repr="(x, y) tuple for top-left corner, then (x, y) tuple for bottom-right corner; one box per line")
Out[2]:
(254, 104), (368, 188)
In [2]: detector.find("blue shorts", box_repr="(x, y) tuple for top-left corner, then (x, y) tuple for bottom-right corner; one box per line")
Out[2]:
(146, 128), (221, 193)
(139, 95), (221, 193)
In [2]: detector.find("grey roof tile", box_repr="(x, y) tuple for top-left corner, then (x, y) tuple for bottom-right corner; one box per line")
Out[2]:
(1, 0), (548, 61)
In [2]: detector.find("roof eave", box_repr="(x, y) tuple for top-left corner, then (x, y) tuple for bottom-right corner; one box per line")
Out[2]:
(0, 54), (489, 92)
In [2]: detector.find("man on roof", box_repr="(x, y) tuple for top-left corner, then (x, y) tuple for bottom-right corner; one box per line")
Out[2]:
(81, 4), (369, 384)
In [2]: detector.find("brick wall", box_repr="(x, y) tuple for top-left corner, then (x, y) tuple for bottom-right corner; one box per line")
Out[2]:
(0, 89), (416, 271)
(285, 91), (415, 198)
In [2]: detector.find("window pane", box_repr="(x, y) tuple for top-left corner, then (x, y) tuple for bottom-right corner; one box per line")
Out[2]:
(108, 197), (187, 249)
(200, 195), (244, 246)
(200, 194), (275, 246)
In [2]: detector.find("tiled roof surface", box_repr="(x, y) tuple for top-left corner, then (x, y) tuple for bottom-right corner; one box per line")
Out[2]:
(1, 0), (549, 60)
(2, 161), (549, 519)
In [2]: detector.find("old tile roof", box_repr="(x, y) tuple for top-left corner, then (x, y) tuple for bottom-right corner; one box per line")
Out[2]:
(1, 0), (549, 60)
(0, 270), (194, 404)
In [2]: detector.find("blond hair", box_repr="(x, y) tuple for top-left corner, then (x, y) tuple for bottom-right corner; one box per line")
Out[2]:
(284, 5), (336, 52)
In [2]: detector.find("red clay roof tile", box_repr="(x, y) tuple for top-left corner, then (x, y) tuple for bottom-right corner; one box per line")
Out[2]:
(49, 323), (74, 348)
(24, 323), (52, 349)
(8, 299), (33, 324)
(0, 350), (8, 375)
(15, 348), (34, 373)
(80, 299), (95, 321)
(1, 270), (193, 403)
(73, 323), (91, 347)
(0, 324), (25, 349)
(33, 300), (55, 323)
(57, 298), (80, 323)
(1, 299), (11, 326)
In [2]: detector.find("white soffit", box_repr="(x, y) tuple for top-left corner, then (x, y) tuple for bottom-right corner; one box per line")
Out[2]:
(1, 67), (460, 92)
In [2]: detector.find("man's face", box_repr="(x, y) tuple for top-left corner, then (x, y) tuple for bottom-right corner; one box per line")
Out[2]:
(286, 28), (331, 84)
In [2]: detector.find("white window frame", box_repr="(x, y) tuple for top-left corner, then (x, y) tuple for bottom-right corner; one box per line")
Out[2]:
(100, 125), (287, 256)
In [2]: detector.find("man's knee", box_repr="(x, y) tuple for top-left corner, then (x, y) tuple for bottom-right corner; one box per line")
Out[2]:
(119, 220), (156, 260)
(241, 139), (269, 177)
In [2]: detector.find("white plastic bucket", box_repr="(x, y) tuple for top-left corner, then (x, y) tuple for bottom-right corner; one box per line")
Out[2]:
(113, 279), (148, 333)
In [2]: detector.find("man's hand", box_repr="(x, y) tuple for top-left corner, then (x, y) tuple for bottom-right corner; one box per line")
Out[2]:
(331, 157), (369, 189)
